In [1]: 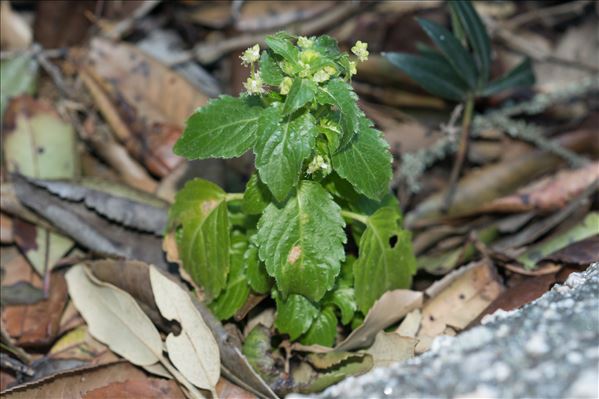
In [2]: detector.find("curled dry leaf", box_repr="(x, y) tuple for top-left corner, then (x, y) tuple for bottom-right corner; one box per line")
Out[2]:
(83, 38), (208, 177)
(149, 265), (220, 395)
(335, 289), (423, 352)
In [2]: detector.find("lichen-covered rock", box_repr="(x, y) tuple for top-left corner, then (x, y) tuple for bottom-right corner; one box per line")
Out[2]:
(294, 263), (599, 399)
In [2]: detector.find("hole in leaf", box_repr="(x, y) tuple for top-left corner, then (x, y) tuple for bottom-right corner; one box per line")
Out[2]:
(389, 235), (398, 248)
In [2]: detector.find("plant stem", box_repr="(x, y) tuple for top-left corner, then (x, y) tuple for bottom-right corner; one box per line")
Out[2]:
(341, 210), (368, 225)
(443, 95), (474, 212)
(225, 193), (244, 202)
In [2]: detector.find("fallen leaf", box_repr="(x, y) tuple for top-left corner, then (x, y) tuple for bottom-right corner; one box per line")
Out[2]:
(83, 38), (208, 176)
(418, 260), (504, 348)
(49, 325), (117, 364)
(1, 361), (147, 399)
(0, 1), (32, 51)
(2, 271), (68, 347)
(216, 377), (257, 399)
(0, 281), (44, 306)
(335, 289), (423, 352)
(82, 378), (186, 399)
(236, 1), (335, 32)
(542, 235), (599, 265)
(477, 162), (599, 213)
(0, 53), (37, 120)
(395, 309), (421, 337)
(363, 332), (417, 368)
(149, 266), (220, 395)
(0, 213), (13, 243)
(12, 175), (167, 269)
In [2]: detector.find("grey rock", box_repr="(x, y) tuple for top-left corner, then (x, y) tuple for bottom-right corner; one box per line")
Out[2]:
(294, 263), (599, 399)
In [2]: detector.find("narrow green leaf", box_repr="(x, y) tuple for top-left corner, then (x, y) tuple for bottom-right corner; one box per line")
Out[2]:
(174, 95), (263, 160)
(257, 181), (346, 302)
(242, 173), (272, 215)
(384, 52), (467, 101)
(244, 239), (273, 294)
(449, 0), (491, 83)
(300, 307), (337, 347)
(482, 58), (535, 96)
(275, 293), (319, 340)
(283, 78), (317, 115)
(209, 232), (250, 320)
(265, 33), (299, 65)
(417, 18), (477, 89)
(332, 117), (392, 201)
(254, 105), (318, 202)
(259, 51), (284, 86)
(323, 288), (356, 325)
(171, 179), (230, 299)
(353, 207), (417, 313)
(316, 78), (360, 148)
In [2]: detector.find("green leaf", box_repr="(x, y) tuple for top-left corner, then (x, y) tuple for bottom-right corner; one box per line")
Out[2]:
(313, 35), (342, 58)
(300, 307), (337, 347)
(449, 0), (491, 83)
(171, 179), (230, 299)
(283, 78), (317, 115)
(316, 78), (360, 148)
(323, 288), (356, 325)
(242, 325), (280, 384)
(242, 173), (272, 215)
(384, 52), (467, 101)
(482, 58), (535, 96)
(331, 117), (392, 201)
(353, 207), (417, 313)
(294, 353), (373, 394)
(275, 293), (319, 340)
(259, 51), (284, 86)
(417, 18), (477, 89)
(174, 95), (263, 160)
(325, 173), (398, 216)
(244, 239), (273, 294)
(0, 54), (38, 121)
(257, 181), (346, 302)
(209, 232), (250, 319)
(265, 32), (299, 65)
(254, 105), (318, 202)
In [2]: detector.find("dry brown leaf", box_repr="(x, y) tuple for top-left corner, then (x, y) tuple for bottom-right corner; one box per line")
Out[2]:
(82, 378), (186, 399)
(364, 332), (417, 368)
(2, 271), (68, 347)
(418, 260), (504, 346)
(83, 38), (208, 177)
(477, 162), (599, 213)
(0, 213), (13, 243)
(216, 378), (257, 399)
(395, 309), (421, 338)
(1, 361), (148, 399)
(236, 1), (335, 32)
(0, 1), (32, 51)
(335, 289), (423, 352)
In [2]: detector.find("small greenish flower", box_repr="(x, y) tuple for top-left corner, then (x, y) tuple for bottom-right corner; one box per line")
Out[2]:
(348, 61), (357, 76)
(306, 155), (330, 175)
(240, 44), (261, 65)
(280, 76), (293, 95)
(298, 61), (312, 78)
(313, 69), (330, 83)
(300, 49), (320, 64)
(324, 65), (337, 75)
(298, 36), (314, 49)
(351, 41), (369, 62)
(280, 60), (295, 75)
(243, 72), (265, 94)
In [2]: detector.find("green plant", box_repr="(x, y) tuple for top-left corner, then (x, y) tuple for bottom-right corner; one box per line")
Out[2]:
(167, 33), (417, 347)
(384, 0), (535, 205)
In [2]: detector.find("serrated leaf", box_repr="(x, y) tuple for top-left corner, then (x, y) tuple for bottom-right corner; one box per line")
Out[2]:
(283, 78), (317, 115)
(316, 78), (360, 148)
(449, 0), (491, 83)
(300, 308), (338, 347)
(275, 293), (319, 340)
(259, 51), (284, 86)
(254, 105), (318, 202)
(323, 288), (356, 325)
(149, 265), (220, 394)
(170, 179), (229, 299)
(417, 18), (477, 89)
(325, 173), (398, 216)
(174, 95), (263, 160)
(482, 58), (535, 96)
(313, 35), (342, 58)
(384, 52), (467, 101)
(265, 32), (299, 66)
(245, 239), (273, 294)
(353, 207), (417, 313)
(257, 181), (346, 301)
(293, 353), (373, 394)
(242, 173), (272, 215)
(209, 232), (251, 320)
(331, 117), (392, 201)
